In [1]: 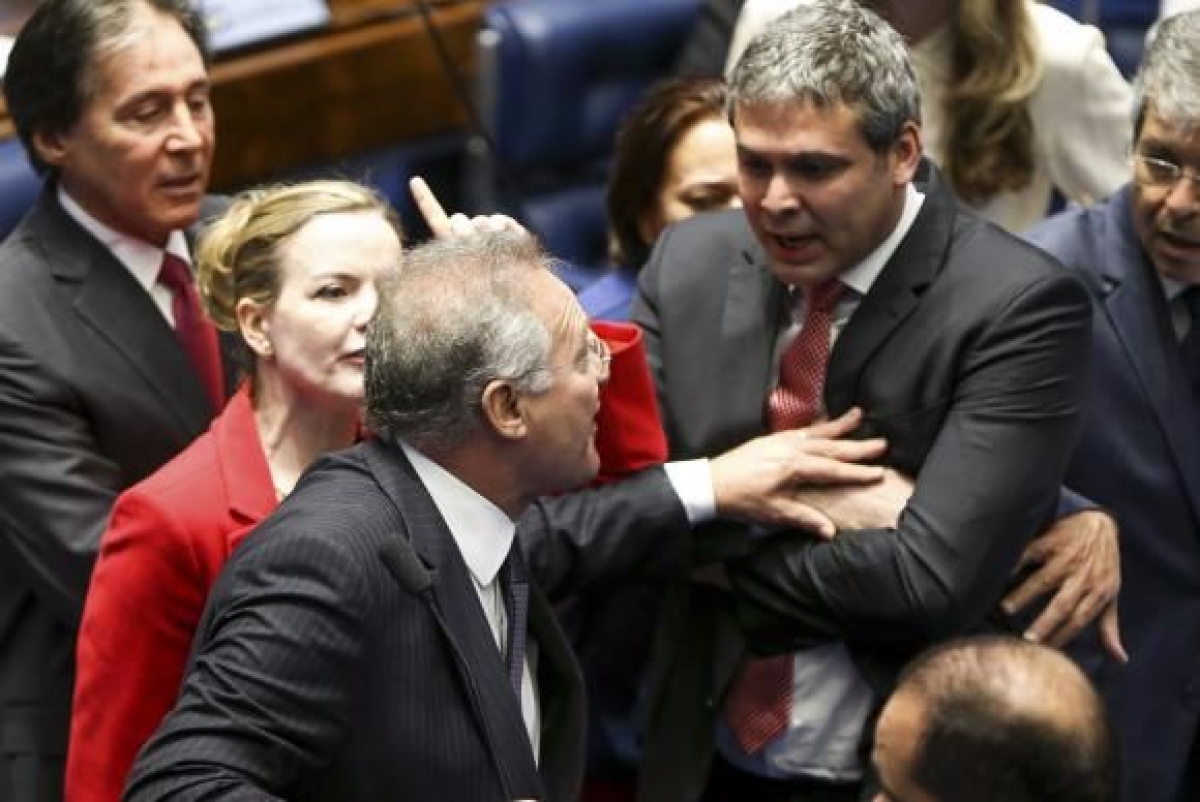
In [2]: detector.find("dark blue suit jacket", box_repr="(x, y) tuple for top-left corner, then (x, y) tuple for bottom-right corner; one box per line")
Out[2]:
(1027, 186), (1200, 802)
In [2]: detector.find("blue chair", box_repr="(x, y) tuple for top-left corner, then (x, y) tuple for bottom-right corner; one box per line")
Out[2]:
(1097, 0), (1159, 76)
(0, 139), (42, 240)
(1046, 0), (1158, 76)
(469, 0), (701, 288)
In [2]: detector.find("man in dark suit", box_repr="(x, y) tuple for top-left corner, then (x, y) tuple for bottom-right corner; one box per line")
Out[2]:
(1024, 12), (1200, 800)
(629, 2), (1096, 799)
(0, 2), (230, 798)
(871, 636), (1120, 802)
(672, 0), (744, 78)
(126, 232), (695, 801)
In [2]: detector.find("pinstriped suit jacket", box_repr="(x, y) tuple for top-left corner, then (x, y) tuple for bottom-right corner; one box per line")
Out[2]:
(126, 438), (691, 802)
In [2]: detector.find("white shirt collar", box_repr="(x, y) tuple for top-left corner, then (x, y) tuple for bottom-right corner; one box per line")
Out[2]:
(57, 184), (192, 293)
(1160, 273), (1190, 301)
(837, 182), (925, 298)
(399, 441), (515, 588)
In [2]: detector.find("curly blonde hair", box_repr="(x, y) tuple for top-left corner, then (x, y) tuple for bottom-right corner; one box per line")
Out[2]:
(940, 0), (1042, 205)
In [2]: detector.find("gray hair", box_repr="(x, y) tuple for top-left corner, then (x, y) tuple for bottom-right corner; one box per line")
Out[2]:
(1134, 10), (1200, 137)
(365, 231), (555, 453)
(728, 0), (921, 152)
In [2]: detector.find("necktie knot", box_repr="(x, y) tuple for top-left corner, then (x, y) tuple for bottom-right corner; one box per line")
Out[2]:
(157, 252), (193, 295)
(805, 279), (845, 317)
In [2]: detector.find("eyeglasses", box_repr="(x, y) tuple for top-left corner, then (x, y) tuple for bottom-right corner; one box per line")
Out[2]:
(547, 329), (611, 382)
(1131, 153), (1200, 190)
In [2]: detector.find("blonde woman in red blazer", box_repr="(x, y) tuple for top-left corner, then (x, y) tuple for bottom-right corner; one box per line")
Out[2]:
(65, 179), (667, 802)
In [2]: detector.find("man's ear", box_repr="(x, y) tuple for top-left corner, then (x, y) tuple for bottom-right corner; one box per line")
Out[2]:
(32, 129), (68, 170)
(891, 120), (923, 185)
(481, 379), (528, 442)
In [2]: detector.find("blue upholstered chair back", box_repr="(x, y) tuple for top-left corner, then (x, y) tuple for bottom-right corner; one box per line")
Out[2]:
(0, 139), (41, 241)
(1046, 0), (1159, 76)
(470, 0), (701, 286)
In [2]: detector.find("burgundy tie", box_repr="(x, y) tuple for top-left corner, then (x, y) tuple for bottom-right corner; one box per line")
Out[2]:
(158, 252), (224, 413)
(725, 279), (844, 754)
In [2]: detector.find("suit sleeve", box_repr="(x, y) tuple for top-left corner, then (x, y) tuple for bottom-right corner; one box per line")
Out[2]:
(124, 524), (376, 801)
(0, 325), (121, 626)
(672, 0), (742, 77)
(519, 468), (692, 603)
(68, 489), (220, 802)
(727, 271), (1094, 650)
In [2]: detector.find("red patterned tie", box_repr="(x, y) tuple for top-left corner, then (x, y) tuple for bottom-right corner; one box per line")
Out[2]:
(766, 280), (845, 431)
(158, 253), (224, 413)
(725, 279), (844, 754)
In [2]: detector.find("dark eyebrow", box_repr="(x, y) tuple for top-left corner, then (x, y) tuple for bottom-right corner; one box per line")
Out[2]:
(117, 78), (211, 108)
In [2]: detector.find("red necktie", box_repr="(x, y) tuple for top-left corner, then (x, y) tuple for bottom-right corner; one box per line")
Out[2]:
(158, 253), (224, 413)
(725, 279), (844, 754)
(766, 280), (844, 431)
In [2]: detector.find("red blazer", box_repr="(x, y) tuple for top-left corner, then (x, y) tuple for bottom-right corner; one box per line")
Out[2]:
(65, 323), (666, 802)
(66, 386), (275, 802)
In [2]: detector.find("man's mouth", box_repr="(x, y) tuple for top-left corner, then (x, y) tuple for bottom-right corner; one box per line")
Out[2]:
(160, 174), (201, 192)
(1160, 228), (1200, 249)
(767, 231), (822, 257)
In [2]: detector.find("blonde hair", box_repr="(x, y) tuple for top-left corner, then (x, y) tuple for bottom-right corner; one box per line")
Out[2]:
(941, 0), (1042, 205)
(196, 179), (402, 378)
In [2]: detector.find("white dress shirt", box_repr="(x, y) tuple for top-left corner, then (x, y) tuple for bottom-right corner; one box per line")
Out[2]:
(57, 185), (192, 327)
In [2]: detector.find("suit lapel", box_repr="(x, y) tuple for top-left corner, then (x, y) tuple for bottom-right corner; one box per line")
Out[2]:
(33, 190), (216, 435)
(214, 385), (276, 547)
(526, 574), (585, 801)
(718, 240), (786, 435)
(363, 440), (544, 799)
(825, 166), (950, 415)
(1096, 191), (1200, 524)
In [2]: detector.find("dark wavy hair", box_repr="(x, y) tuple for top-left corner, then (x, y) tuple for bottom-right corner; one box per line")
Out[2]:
(606, 77), (728, 269)
(5, 0), (209, 175)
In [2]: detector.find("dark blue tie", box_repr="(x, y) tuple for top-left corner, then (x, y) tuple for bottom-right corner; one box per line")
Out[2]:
(501, 545), (529, 698)
(1180, 286), (1200, 398)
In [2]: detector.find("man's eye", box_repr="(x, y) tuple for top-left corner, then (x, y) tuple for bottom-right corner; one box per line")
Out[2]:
(130, 105), (163, 124)
(739, 158), (771, 178)
(791, 160), (840, 181)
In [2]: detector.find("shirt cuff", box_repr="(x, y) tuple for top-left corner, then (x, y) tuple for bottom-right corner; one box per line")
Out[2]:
(663, 459), (717, 525)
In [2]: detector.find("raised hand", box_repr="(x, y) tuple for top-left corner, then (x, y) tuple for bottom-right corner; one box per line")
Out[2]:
(409, 176), (524, 239)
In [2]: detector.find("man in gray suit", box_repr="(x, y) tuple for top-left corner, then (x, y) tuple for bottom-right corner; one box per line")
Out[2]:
(631, 2), (1103, 799)
(0, 2), (229, 798)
